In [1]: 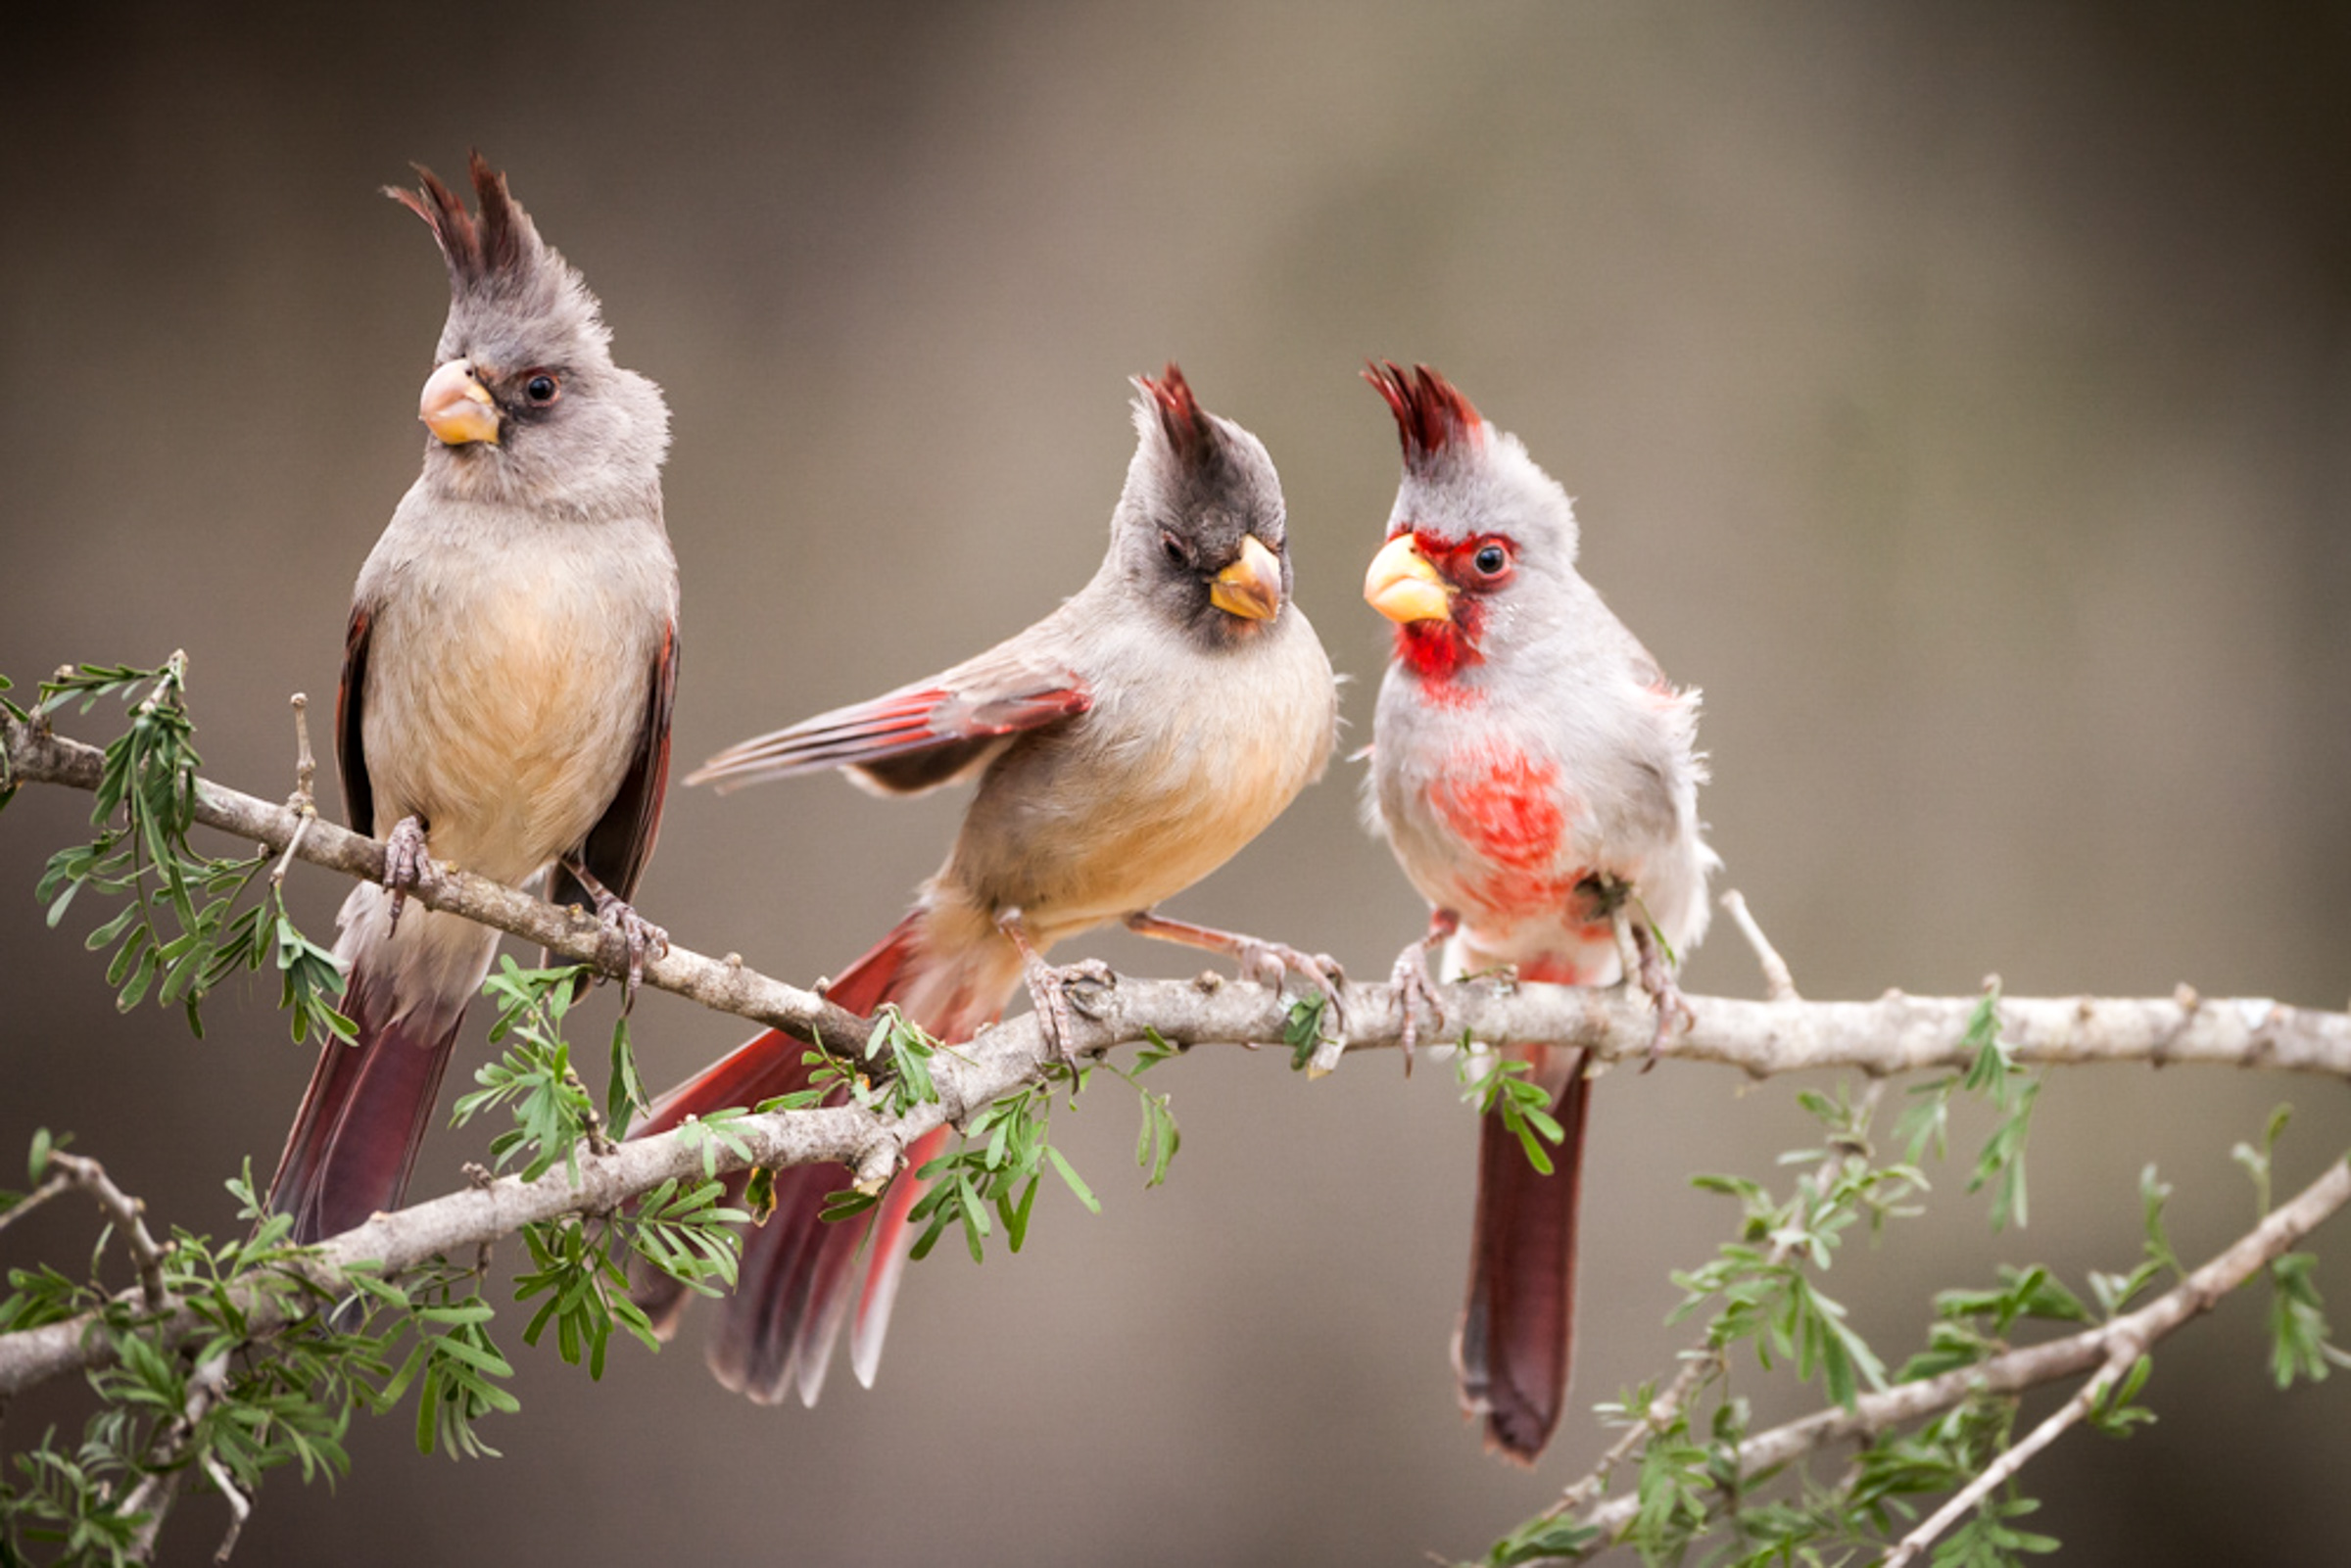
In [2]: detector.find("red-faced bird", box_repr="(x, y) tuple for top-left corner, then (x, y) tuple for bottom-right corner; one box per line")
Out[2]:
(1362, 362), (1715, 1462)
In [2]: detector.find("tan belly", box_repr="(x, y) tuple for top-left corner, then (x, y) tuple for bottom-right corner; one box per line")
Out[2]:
(958, 649), (1330, 947)
(362, 585), (644, 884)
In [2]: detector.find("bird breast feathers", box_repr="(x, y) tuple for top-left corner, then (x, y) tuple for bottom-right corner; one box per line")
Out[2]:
(356, 515), (670, 879)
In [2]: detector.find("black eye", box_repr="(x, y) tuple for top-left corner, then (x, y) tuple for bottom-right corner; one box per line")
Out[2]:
(1160, 531), (1190, 568)
(523, 372), (560, 405)
(1472, 543), (1510, 576)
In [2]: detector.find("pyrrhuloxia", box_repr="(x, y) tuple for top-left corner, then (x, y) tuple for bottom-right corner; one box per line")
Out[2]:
(268, 155), (680, 1244)
(1361, 362), (1715, 1462)
(632, 365), (1337, 1404)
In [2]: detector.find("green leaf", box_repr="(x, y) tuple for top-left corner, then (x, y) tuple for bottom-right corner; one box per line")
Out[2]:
(1044, 1145), (1099, 1214)
(1282, 993), (1330, 1070)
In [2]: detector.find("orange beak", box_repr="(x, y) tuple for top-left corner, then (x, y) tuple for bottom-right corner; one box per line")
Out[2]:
(1364, 534), (1451, 624)
(1209, 535), (1284, 622)
(419, 358), (500, 447)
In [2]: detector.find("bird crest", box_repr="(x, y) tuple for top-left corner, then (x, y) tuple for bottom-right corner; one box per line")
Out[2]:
(388, 153), (607, 353)
(1136, 363), (1221, 467)
(388, 152), (545, 295)
(1365, 360), (1482, 474)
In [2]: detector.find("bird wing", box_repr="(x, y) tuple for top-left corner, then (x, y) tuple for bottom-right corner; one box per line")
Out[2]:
(688, 637), (1091, 798)
(552, 619), (679, 910)
(335, 604), (376, 836)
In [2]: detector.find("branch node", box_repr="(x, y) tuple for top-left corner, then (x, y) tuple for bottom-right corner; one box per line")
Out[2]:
(851, 1135), (903, 1196)
(285, 691), (315, 810)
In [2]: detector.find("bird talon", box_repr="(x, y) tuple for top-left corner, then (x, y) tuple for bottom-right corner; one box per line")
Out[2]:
(1630, 923), (1692, 1071)
(382, 815), (429, 933)
(1234, 938), (1347, 1030)
(1013, 953), (1105, 1071)
(1389, 945), (1446, 1077)
(596, 896), (667, 1008)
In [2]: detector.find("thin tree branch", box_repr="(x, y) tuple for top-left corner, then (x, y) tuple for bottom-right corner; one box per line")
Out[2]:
(1571, 1155), (2351, 1548)
(0, 974), (1080, 1399)
(1719, 889), (1798, 1003)
(1881, 1341), (2136, 1567)
(24, 1149), (175, 1313)
(118, 1349), (230, 1565)
(3, 709), (875, 1059)
(1554, 1081), (1885, 1520)
(266, 691), (316, 889)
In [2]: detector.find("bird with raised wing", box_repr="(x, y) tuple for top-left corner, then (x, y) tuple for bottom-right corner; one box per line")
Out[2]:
(633, 365), (1337, 1404)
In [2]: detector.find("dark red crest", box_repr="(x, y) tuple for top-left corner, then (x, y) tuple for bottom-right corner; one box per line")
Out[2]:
(1138, 363), (1219, 465)
(388, 151), (536, 292)
(1364, 360), (1481, 473)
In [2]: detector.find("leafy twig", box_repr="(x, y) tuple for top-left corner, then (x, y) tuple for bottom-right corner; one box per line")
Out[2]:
(1571, 1155), (2351, 1548)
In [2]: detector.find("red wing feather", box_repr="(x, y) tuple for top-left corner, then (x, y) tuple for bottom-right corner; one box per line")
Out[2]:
(689, 660), (1089, 795)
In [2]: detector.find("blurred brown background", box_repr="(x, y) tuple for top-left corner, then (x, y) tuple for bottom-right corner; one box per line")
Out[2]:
(5, 3), (2349, 1563)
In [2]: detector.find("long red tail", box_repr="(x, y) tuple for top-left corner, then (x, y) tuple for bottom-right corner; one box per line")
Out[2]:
(630, 910), (993, 1403)
(1455, 1040), (1590, 1463)
(266, 966), (468, 1244)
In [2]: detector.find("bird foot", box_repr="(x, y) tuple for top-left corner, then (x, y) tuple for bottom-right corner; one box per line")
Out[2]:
(566, 860), (677, 1006)
(1234, 938), (1348, 1022)
(1121, 910), (1347, 1066)
(561, 858), (668, 1005)
(1018, 954), (1114, 1071)
(1630, 921), (1694, 1068)
(382, 815), (429, 934)
(1389, 943), (1446, 1077)
(594, 892), (669, 1007)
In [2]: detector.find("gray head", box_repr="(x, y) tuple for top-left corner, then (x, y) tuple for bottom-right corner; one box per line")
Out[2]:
(391, 154), (669, 517)
(1111, 364), (1294, 651)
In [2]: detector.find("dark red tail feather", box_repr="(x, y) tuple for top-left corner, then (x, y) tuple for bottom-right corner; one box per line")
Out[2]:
(1455, 1041), (1590, 1464)
(267, 969), (468, 1244)
(630, 911), (994, 1402)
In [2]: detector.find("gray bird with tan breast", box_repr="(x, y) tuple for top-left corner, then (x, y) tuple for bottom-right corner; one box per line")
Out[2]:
(634, 366), (1338, 1404)
(269, 155), (680, 1243)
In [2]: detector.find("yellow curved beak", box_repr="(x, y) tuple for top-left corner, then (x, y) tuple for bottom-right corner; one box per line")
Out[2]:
(1209, 534), (1284, 622)
(1364, 533), (1452, 624)
(419, 358), (501, 447)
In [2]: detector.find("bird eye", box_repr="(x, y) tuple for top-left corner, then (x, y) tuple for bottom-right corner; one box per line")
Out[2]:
(1160, 531), (1191, 567)
(1472, 542), (1511, 576)
(523, 372), (560, 405)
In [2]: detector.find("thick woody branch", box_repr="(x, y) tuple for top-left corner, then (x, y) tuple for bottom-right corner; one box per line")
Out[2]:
(1573, 1156), (2351, 1548)
(0, 1013), (997, 1398)
(8, 710), (2351, 1080)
